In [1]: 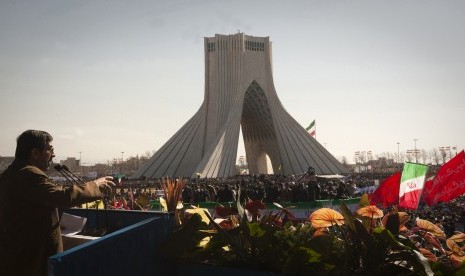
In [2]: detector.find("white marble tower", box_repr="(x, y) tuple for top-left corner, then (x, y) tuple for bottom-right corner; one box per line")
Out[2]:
(135, 33), (347, 178)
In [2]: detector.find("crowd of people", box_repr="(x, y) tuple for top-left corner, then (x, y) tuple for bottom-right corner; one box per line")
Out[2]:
(96, 171), (392, 210)
(101, 172), (465, 240)
(407, 199), (465, 236)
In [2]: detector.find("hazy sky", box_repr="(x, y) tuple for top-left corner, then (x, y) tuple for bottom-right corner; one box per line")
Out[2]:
(1, 0), (464, 165)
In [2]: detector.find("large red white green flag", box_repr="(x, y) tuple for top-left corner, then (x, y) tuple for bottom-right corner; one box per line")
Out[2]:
(306, 120), (316, 137)
(399, 162), (429, 209)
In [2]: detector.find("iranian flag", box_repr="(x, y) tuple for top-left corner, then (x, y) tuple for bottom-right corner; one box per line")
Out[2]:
(306, 120), (316, 137)
(399, 162), (429, 209)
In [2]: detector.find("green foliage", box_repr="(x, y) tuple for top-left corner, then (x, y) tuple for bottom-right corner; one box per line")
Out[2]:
(248, 223), (266, 237)
(163, 201), (465, 275)
(384, 209), (400, 236)
(359, 194), (371, 207)
(338, 202), (433, 275)
(282, 234), (346, 275)
(161, 213), (209, 259)
(430, 261), (465, 276)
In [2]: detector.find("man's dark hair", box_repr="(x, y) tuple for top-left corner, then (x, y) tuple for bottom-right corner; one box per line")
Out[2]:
(15, 130), (53, 160)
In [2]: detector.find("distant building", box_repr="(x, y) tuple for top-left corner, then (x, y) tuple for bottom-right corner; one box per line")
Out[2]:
(351, 157), (397, 173)
(60, 157), (79, 172)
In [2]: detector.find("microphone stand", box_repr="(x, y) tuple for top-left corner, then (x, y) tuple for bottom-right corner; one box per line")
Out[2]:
(60, 166), (92, 231)
(62, 165), (111, 236)
(54, 164), (79, 225)
(61, 165), (85, 184)
(54, 164), (76, 186)
(56, 165), (94, 234)
(56, 165), (93, 235)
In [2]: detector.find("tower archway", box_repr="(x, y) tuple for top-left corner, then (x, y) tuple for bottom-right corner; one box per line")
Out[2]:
(135, 33), (347, 178)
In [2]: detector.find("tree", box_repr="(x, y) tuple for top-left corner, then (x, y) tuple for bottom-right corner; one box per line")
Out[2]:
(430, 148), (441, 165)
(441, 150), (447, 164)
(399, 152), (406, 164)
(406, 153), (414, 162)
(420, 149), (429, 164)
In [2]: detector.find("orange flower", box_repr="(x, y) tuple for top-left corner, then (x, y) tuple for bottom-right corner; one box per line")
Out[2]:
(416, 218), (446, 238)
(422, 231), (446, 254)
(449, 232), (465, 243)
(447, 239), (465, 256)
(357, 205), (383, 218)
(419, 248), (437, 262)
(382, 211), (410, 232)
(310, 208), (345, 228)
(398, 212), (410, 232)
(312, 227), (329, 238)
(398, 212), (410, 224)
(447, 250), (465, 267)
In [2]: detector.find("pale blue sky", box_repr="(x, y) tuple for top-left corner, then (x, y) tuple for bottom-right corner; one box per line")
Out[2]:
(1, 0), (464, 165)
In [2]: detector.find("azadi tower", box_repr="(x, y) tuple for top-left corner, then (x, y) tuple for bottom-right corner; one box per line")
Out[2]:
(135, 33), (347, 178)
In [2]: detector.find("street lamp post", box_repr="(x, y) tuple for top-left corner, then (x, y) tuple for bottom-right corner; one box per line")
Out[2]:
(79, 151), (82, 176)
(413, 139), (418, 163)
(121, 152), (124, 174)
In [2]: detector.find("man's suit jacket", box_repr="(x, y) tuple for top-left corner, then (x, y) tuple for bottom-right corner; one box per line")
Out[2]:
(0, 159), (102, 276)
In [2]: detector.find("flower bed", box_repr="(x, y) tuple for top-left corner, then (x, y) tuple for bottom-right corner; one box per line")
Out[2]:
(162, 193), (465, 275)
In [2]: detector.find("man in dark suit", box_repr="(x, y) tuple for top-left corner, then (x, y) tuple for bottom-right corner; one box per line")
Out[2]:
(0, 130), (115, 276)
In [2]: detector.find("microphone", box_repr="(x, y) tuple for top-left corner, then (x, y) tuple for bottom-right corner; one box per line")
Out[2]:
(60, 167), (112, 236)
(56, 165), (109, 236)
(62, 165), (86, 184)
(54, 164), (78, 185)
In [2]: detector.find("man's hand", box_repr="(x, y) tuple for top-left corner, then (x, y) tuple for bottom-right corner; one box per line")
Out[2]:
(95, 176), (115, 190)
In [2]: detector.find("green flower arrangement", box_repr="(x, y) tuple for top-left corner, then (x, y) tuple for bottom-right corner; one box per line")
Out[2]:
(162, 192), (465, 275)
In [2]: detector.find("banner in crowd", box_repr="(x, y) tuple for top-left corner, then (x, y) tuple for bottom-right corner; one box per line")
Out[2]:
(355, 185), (377, 194)
(369, 171), (401, 207)
(399, 163), (429, 209)
(423, 150), (465, 206)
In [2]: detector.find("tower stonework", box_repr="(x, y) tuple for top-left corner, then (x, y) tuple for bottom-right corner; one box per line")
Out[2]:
(135, 33), (347, 178)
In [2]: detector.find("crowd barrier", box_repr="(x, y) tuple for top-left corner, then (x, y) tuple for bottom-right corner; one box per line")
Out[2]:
(48, 209), (174, 276)
(46, 197), (364, 275)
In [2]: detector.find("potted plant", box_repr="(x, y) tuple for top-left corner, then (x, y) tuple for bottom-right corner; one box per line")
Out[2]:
(161, 192), (465, 275)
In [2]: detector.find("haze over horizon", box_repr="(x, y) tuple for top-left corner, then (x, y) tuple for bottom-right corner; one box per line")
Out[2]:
(1, 1), (464, 166)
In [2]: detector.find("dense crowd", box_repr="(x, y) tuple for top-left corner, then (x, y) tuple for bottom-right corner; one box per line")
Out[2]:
(405, 199), (465, 235)
(86, 171), (391, 209)
(69, 171), (465, 237)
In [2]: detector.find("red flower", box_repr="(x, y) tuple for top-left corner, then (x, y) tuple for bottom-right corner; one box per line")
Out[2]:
(245, 200), (266, 215)
(215, 205), (238, 217)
